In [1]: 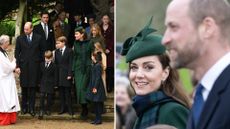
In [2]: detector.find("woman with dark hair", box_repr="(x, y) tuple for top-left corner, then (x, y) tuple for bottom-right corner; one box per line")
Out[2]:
(121, 18), (190, 129)
(73, 26), (93, 119)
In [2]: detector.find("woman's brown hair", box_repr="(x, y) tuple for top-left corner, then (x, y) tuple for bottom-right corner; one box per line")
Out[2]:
(158, 53), (191, 108)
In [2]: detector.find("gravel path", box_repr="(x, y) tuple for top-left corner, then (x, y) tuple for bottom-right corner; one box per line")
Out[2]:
(0, 118), (114, 129)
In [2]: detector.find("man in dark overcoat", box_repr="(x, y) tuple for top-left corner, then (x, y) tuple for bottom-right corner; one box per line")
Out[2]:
(15, 22), (44, 116)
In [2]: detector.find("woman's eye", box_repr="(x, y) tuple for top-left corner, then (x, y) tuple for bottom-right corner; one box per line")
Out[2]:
(144, 65), (154, 71)
(130, 66), (138, 71)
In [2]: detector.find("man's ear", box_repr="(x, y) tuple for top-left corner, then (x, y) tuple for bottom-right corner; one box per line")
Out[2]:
(199, 17), (217, 39)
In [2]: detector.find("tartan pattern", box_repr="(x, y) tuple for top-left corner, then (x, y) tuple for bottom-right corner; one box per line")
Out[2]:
(132, 91), (173, 129)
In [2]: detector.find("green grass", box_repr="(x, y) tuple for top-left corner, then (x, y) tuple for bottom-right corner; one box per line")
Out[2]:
(179, 69), (193, 93)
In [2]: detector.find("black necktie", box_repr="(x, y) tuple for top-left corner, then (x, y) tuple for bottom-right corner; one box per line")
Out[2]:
(60, 49), (63, 56)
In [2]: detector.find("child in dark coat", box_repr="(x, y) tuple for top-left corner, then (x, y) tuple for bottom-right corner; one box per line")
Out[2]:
(39, 50), (56, 119)
(86, 52), (106, 125)
(54, 36), (73, 116)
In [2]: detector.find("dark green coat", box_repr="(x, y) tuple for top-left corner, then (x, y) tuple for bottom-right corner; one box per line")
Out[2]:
(132, 91), (189, 129)
(158, 102), (189, 129)
(73, 40), (93, 104)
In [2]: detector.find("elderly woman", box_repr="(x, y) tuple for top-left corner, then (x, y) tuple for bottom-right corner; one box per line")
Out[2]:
(116, 76), (137, 129)
(121, 18), (190, 129)
(0, 35), (20, 125)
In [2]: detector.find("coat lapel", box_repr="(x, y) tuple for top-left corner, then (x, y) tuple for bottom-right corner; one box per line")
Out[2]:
(39, 23), (46, 39)
(198, 64), (230, 129)
(186, 112), (194, 129)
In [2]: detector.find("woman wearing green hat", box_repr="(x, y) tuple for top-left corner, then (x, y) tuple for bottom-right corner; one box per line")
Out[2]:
(73, 26), (94, 119)
(121, 18), (190, 129)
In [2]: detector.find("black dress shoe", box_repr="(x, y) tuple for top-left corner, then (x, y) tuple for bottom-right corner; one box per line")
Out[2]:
(21, 109), (28, 115)
(29, 111), (36, 117)
(45, 111), (51, 116)
(58, 110), (65, 115)
(38, 111), (43, 120)
(90, 120), (96, 124)
(94, 120), (102, 125)
(68, 111), (74, 116)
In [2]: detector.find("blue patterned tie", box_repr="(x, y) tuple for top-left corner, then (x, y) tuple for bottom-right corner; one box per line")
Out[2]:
(27, 35), (31, 44)
(192, 83), (204, 128)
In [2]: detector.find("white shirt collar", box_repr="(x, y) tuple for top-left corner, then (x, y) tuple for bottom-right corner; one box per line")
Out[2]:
(200, 52), (230, 100)
(41, 22), (47, 26)
(60, 46), (66, 53)
(27, 33), (33, 39)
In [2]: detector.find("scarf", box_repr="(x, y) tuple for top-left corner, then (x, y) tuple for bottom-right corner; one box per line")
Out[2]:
(132, 91), (174, 129)
(77, 40), (90, 73)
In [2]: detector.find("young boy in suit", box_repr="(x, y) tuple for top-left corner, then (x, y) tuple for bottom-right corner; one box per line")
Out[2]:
(54, 36), (73, 116)
(39, 50), (56, 119)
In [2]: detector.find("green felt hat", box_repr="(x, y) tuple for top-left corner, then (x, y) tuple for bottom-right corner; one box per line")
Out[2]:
(121, 17), (166, 63)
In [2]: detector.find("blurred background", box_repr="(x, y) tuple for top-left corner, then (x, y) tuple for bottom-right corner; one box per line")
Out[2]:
(116, 0), (193, 94)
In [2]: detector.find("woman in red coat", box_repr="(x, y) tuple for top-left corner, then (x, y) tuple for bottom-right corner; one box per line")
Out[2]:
(100, 14), (114, 93)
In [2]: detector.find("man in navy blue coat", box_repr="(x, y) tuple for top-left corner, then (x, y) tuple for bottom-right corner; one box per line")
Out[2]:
(162, 0), (230, 129)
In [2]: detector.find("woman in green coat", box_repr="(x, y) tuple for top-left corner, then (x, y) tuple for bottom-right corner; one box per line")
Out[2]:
(73, 27), (93, 119)
(121, 17), (191, 129)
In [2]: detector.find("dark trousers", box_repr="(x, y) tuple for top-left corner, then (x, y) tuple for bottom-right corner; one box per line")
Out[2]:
(40, 92), (52, 112)
(106, 67), (114, 92)
(59, 87), (73, 113)
(94, 102), (103, 122)
(21, 87), (36, 112)
(81, 103), (88, 116)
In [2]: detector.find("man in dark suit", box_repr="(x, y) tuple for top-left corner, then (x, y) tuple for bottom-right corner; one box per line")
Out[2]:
(15, 22), (44, 116)
(33, 11), (55, 52)
(162, 0), (230, 129)
(54, 36), (73, 116)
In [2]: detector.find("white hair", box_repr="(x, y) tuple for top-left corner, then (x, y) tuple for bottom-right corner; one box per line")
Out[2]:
(0, 35), (10, 45)
(116, 76), (130, 88)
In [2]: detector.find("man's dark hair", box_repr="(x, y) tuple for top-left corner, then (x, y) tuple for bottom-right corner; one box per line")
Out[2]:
(40, 11), (49, 17)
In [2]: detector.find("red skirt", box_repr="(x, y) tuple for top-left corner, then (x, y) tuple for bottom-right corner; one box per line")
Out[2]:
(0, 112), (17, 125)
